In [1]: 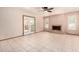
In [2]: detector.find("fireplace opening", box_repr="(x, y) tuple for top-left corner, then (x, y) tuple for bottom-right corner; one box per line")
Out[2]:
(52, 25), (61, 31)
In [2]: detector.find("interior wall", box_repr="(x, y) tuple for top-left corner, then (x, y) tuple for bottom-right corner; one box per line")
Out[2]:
(49, 11), (79, 35)
(49, 14), (65, 33)
(0, 7), (44, 40)
(36, 16), (44, 32)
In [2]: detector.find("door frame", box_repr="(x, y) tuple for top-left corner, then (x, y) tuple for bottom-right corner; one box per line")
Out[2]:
(22, 15), (36, 35)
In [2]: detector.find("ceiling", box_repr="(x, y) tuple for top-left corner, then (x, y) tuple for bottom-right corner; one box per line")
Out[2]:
(22, 7), (79, 16)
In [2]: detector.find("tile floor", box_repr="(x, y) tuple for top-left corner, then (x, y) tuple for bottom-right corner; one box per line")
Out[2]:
(0, 32), (79, 52)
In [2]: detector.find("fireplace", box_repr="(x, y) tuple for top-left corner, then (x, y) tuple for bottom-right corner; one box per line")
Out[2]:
(52, 25), (61, 31)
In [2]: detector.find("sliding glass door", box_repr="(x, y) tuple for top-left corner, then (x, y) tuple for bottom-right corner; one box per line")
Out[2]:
(23, 15), (36, 35)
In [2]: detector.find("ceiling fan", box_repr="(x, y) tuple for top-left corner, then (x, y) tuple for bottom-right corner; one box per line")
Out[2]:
(42, 7), (54, 12)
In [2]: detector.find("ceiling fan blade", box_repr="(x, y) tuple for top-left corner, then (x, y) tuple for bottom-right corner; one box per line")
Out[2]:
(48, 8), (54, 10)
(42, 7), (48, 11)
(42, 7), (48, 9)
(47, 10), (52, 12)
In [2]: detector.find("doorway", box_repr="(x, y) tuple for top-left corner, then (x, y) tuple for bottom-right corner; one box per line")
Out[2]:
(23, 15), (36, 35)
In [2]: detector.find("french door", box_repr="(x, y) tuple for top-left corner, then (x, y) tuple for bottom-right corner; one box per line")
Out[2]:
(23, 15), (36, 35)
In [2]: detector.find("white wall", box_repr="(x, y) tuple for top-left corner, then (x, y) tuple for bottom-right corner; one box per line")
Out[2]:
(49, 14), (66, 33)
(0, 7), (44, 40)
(36, 16), (44, 32)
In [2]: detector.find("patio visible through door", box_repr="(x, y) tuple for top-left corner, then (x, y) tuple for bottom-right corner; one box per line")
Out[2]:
(23, 15), (36, 35)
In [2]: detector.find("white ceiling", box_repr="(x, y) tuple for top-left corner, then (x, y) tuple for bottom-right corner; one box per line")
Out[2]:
(22, 7), (79, 16)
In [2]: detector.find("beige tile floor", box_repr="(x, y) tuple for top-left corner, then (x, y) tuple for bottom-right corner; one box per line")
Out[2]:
(0, 32), (79, 52)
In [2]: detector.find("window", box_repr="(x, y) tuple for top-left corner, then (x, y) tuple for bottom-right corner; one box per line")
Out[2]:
(44, 17), (49, 30)
(68, 15), (77, 30)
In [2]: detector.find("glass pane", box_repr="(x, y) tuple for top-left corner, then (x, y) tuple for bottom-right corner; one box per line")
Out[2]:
(68, 15), (77, 30)
(44, 17), (49, 30)
(24, 16), (35, 35)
